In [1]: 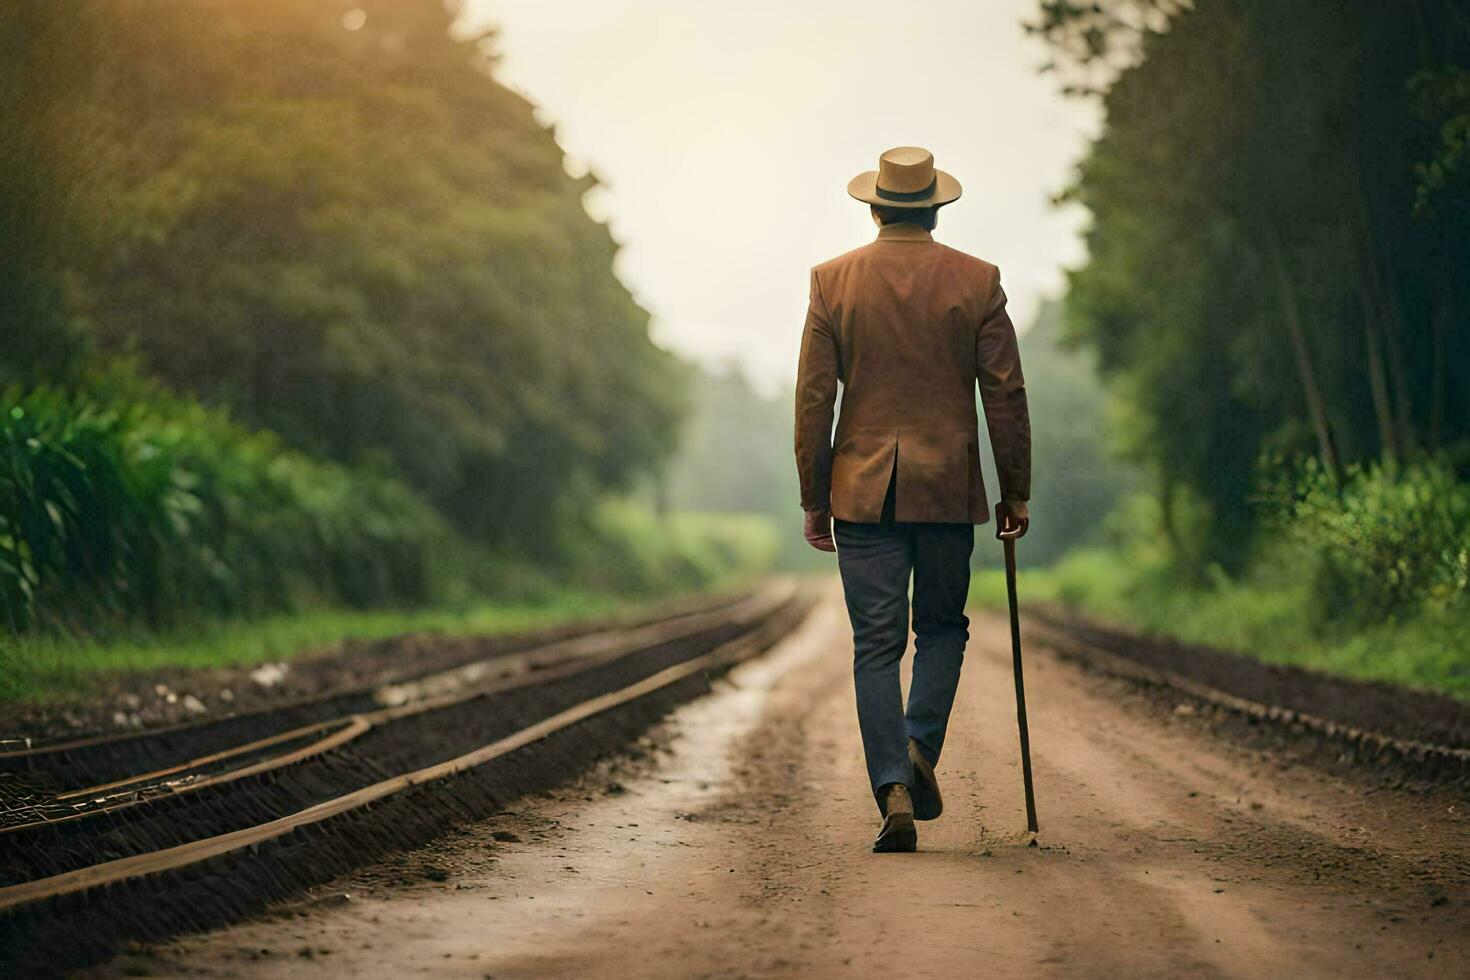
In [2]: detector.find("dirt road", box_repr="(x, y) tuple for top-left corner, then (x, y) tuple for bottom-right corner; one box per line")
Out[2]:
(109, 585), (1468, 978)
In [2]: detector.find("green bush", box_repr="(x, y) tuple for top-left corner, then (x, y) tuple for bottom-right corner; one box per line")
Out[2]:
(557, 501), (778, 596)
(0, 380), (445, 633)
(971, 457), (1470, 697)
(1274, 457), (1470, 625)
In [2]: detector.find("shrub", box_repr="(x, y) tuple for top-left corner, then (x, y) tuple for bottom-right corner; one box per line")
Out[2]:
(1273, 456), (1470, 625)
(556, 501), (778, 596)
(0, 381), (445, 633)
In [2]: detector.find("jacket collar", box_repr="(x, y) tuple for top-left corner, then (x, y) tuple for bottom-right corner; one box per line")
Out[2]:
(876, 223), (933, 243)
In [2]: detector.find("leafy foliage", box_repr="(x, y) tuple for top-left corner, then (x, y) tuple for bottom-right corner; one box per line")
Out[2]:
(1268, 457), (1470, 625)
(0, 377), (444, 633)
(1408, 64), (1470, 220)
(9, 0), (683, 554)
(1024, 0), (1470, 693)
(0, 3), (101, 383)
(0, 1), (766, 647)
(561, 501), (778, 597)
(1025, 0), (1189, 96)
(1045, 0), (1470, 571)
(973, 533), (1470, 698)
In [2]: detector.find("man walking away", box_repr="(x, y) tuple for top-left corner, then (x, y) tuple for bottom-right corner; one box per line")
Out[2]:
(794, 146), (1032, 853)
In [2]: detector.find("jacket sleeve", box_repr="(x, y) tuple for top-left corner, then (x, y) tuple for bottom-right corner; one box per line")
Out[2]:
(794, 268), (840, 512)
(976, 271), (1031, 502)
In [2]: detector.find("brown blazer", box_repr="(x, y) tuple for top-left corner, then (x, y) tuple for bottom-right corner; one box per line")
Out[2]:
(794, 222), (1030, 525)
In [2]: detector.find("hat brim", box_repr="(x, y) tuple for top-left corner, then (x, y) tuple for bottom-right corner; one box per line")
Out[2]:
(847, 169), (962, 208)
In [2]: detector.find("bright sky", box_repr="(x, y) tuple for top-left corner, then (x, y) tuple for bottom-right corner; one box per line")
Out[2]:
(462, 0), (1099, 391)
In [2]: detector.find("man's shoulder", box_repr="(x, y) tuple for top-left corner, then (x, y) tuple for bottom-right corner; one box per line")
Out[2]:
(933, 242), (999, 278)
(811, 241), (880, 277)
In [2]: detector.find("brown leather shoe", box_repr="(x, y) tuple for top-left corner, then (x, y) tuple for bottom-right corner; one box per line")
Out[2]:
(908, 738), (943, 821)
(873, 784), (917, 853)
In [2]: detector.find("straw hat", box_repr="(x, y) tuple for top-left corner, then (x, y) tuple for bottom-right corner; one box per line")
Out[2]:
(847, 146), (962, 208)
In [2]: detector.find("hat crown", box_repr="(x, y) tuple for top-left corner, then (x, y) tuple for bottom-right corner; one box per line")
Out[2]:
(847, 146), (960, 209)
(877, 146), (936, 195)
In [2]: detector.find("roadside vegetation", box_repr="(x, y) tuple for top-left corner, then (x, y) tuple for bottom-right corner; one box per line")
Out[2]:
(971, 462), (1470, 698)
(1, 380), (443, 635)
(974, 0), (1470, 699)
(0, 0), (773, 700)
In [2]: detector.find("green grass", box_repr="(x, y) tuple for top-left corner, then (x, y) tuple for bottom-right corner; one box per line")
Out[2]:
(0, 501), (783, 705)
(970, 547), (1470, 700)
(0, 589), (658, 705)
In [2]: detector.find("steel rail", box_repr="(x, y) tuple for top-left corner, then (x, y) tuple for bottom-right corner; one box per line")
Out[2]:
(0, 596), (801, 913)
(0, 583), (796, 834)
(0, 719), (371, 834)
(0, 589), (756, 762)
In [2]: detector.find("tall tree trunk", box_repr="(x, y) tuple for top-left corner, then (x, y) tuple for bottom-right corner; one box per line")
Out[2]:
(1359, 283), (1400, 461)
(1370, 250), (1417, 453)
(1430, 281), (1450, 449)
(1263, 222), (1339, 482)
(1356, 182), (1417, 455)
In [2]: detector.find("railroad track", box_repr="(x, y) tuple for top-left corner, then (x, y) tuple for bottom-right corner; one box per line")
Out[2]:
(0, 579), (816, 974)
(1025, 611), (1470, 785)
(0, 587), (762, 789)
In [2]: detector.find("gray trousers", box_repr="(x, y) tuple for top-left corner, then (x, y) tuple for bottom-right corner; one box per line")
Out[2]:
(834, 516), (974, 805)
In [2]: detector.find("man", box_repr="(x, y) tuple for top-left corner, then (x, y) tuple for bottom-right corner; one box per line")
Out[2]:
(794, 146), (1031, 853)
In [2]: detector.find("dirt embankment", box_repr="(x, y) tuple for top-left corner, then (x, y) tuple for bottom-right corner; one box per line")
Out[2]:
(1029, 608), (1469, 750)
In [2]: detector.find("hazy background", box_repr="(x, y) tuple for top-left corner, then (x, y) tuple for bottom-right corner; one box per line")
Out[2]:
(466, 0), (1098, 388)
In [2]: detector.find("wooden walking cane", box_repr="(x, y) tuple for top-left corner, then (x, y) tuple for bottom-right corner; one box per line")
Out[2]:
(997, 505), (1039, 834)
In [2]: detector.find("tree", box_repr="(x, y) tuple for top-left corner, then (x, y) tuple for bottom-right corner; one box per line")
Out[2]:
(1041, 0), (1470, 569)
(8, 0), (685, 552)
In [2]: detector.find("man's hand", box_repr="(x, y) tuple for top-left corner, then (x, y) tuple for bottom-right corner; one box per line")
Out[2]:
(804, 508), (836, 552)
(995, 500), (1029, 541)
